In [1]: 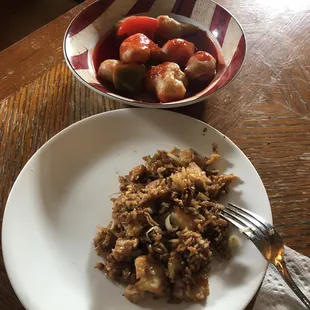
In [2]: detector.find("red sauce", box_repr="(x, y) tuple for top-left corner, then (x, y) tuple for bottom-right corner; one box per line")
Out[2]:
(195, 51), (212, 61)
(162, 39), (195, 67)
(92, 27), (226, 102)
(122, 32), (151, 47)
(120, 33), (151, 64)
(148, 62), (171, 80)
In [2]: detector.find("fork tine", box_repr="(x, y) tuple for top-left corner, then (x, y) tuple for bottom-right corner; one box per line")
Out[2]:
(228, 202), (273, 230)
(221, 211), (269, 254)
(220, 212), (247, 231)
(225, 206), (270, 239)
(220, 212), (261, 244)
(222, 208), (266, 239)
(227, 202), (283, 245)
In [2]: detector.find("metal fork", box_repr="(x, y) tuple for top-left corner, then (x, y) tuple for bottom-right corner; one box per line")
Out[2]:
(221, 202), (310, 309)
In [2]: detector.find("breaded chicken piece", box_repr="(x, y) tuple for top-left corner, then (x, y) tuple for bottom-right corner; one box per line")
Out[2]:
(98, 59), (121, 82)
(162, 39), (195, 67)
(156, 15), (199, 39)
(120, 33), (164, 64)
(145, 62), (188, 102)
(185, 51), (216, 82)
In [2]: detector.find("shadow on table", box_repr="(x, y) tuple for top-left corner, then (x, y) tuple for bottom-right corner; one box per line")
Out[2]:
(173, 100), (207, 121)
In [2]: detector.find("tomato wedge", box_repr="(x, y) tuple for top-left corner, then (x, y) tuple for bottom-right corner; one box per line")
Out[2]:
(117, 16), (159, 40)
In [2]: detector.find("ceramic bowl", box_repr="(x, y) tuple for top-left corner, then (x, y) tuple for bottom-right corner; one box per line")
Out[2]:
(64, 0), (246, 108)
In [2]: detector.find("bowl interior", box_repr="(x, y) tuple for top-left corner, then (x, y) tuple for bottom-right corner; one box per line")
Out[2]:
(64, 0), (246, 107)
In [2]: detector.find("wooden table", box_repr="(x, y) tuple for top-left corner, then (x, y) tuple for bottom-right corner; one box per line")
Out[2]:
(1, 0), (310, 308)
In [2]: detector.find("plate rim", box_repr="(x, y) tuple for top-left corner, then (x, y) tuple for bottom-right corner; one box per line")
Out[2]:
(2, 108), (271, 310)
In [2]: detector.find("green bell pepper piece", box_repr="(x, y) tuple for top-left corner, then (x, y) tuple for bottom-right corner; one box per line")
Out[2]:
(113, 64), (146, 94)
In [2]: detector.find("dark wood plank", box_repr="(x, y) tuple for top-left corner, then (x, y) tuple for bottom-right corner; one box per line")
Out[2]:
(0, 0), (77, 51)
(229, 102), (310, 255)
(0, 0), (95, 102)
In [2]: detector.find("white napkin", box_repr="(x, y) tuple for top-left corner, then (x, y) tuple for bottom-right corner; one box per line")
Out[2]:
(253, 246), (310, 310)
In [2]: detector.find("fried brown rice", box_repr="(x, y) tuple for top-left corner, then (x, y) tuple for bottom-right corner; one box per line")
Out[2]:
(94, 147), (236, 303)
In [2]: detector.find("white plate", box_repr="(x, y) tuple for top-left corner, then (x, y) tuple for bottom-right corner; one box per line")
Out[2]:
(2, 109), (271, 310)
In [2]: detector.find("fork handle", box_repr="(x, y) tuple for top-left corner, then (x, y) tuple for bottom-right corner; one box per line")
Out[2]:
(274, 260), (310, 309)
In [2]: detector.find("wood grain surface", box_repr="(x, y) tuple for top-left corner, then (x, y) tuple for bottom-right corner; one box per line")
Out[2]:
(0, 0), (310, 309)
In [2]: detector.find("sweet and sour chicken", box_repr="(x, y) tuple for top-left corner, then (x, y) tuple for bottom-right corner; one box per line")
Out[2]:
(97, 15), (218, 102)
